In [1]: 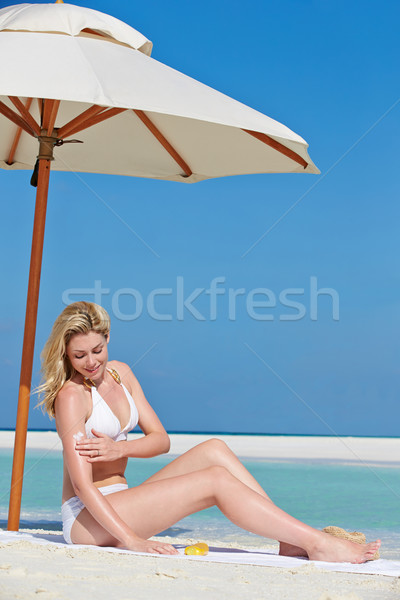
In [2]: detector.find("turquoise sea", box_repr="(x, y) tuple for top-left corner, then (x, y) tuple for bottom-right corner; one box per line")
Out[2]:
(1, 440), (400, 560)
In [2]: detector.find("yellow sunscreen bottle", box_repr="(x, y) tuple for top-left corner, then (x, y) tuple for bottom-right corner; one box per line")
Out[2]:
(184, 542), (209, 556)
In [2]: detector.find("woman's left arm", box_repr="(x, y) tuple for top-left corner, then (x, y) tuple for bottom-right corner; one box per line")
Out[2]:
(76, 362), (170, 463)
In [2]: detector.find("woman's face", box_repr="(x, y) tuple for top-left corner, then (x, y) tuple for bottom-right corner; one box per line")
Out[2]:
(66, 331), (109, 382)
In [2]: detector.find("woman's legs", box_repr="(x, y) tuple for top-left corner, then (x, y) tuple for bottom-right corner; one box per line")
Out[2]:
(143, 439), (306, 556)
(71, 465), (380, 563)
(143, 439), (270, 497)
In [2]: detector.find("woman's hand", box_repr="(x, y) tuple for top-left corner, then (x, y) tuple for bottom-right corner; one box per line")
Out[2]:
(121, 536), (179, 555)
(75, 429), (123, 462)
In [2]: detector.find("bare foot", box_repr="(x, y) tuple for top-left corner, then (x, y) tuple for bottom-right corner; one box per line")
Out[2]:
(279, 541), (308, 558)
(308, 533), (381, 564)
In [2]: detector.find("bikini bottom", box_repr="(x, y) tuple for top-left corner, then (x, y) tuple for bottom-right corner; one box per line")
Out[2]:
(61, 482), (129, 544)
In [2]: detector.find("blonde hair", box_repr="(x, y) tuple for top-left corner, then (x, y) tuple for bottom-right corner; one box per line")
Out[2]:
(37, 301), (110, 417)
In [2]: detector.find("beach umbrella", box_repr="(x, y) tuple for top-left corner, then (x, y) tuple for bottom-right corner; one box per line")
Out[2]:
(1, 1), (319, 530)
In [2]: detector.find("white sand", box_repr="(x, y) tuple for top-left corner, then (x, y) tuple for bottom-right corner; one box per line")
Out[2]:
(1, 430), (400, 465)
(1, 533), (399, 600)
(2, 431), (400, 598)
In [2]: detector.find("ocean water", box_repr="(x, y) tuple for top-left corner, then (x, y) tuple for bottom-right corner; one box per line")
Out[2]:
(1, 447), (399, 559)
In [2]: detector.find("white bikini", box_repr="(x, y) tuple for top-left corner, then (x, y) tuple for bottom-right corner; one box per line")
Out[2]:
(61, 372), (139, 544)
(84, 379), (139, 442)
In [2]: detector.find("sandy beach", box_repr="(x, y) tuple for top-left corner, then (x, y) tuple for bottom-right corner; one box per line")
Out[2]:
(1, 535), (399, 600)
(1, 432), (399, 599)
(2, 430), (400, 464)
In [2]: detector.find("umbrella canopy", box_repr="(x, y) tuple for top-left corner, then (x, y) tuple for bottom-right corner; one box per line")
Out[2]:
(0, 3), (318, 180)
(0, 2), (152, 54)
(1, 2), (319, 531)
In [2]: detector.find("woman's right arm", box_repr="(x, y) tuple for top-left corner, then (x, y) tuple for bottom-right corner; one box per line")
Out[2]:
(55, 388), (175, 553)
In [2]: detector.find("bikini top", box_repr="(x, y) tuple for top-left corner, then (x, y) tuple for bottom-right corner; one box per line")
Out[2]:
(84, 373), (139, 442)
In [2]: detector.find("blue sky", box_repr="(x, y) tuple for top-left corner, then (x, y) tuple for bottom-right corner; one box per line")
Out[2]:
(1, 0), (399, 435)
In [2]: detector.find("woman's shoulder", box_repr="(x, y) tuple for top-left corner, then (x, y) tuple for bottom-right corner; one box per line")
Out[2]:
(107, 360), (138, 392)
(58, 378), (85, 396)
(55, 380), (88, 414)
(55, 381), (91, 432)
(107, 360), (133, 377)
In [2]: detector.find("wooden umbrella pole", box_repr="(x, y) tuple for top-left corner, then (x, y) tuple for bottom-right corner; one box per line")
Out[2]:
(7, 153), (52, 531)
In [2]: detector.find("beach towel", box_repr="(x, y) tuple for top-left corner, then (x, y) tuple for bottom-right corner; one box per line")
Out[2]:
(1, 530), (399, 577)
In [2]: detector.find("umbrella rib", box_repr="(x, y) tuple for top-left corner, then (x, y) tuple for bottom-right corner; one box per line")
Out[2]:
(40, 99), (61, 137)
(58, 106), (124, 139)
(8, 97), (41, 137)
(6, 98), (33, 165)
(134, 109), (192, 177)
(0, 100), (36, 137)
(81, 27), (108, 39)
(42, 99), (53, 130)
(242, 129), (308, 169)
(37, 98), (43, 126)
(46, 100), (61, 137)
(57, 105), (106, 138)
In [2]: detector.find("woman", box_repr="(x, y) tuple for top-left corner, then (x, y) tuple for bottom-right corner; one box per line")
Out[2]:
(38, 301), (380, 561)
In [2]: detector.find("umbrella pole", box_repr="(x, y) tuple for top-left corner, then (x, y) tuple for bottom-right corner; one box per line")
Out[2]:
(7, 156), (51, 531)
